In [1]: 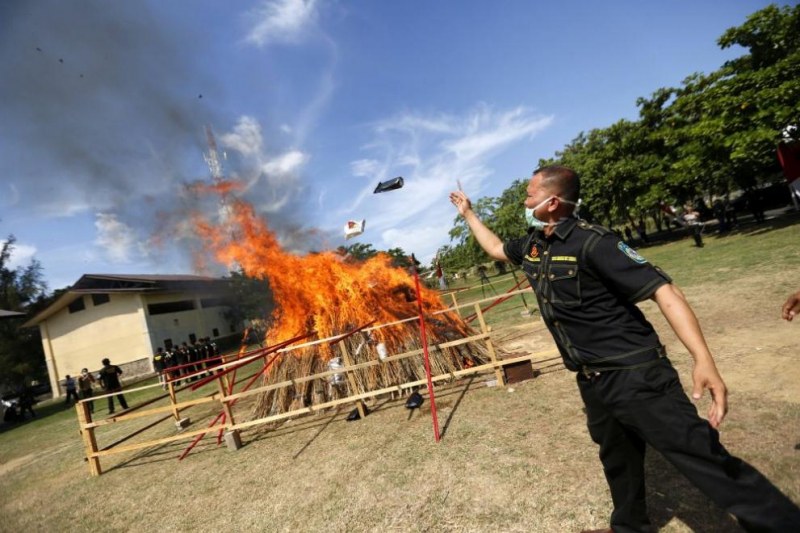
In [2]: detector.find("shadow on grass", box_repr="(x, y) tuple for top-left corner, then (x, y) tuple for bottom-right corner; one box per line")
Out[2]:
(440, 375), (475, 440)
(644, 449), (743, 532)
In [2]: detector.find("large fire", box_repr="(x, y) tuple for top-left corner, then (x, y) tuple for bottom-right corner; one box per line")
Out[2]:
(192, 183), (487, 417)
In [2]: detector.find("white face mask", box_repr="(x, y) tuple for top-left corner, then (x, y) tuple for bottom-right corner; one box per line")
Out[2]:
(524, 196), (580, 228)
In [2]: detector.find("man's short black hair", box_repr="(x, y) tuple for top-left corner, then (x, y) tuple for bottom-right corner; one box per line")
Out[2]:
(102, 358), (110, 366)
(534, 165), (580, 203)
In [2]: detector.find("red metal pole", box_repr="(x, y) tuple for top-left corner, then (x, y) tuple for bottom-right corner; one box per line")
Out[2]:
(411, 260), (441, 442)
(179, 344), (291, 459)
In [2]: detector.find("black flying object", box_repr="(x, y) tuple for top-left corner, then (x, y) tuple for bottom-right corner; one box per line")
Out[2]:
(373, 176), (404, 194)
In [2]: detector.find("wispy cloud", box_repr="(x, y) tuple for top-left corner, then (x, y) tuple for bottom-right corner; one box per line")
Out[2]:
(219, 115), (309, 213)
(331, 104), (553, 263)
(94, 213), (142, 263)
(244, 0), (318, 47)
(1, 240), (38, 270)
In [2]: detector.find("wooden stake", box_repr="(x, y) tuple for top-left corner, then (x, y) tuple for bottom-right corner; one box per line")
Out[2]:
(76, 401), (101, 476)
(339, 343), (365, 419)
(216, 376), (236, 426)
(167, 380), (180, 421)
(449, 292), (461, 317)
(474, 303), (505, 386)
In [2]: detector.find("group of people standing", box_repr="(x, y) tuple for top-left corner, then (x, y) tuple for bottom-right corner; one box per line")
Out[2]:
(152, 337), (220, 388)
(62, 358), (128, 415)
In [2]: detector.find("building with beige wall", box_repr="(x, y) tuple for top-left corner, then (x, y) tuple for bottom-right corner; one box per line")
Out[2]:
(24, 274), (242, 398)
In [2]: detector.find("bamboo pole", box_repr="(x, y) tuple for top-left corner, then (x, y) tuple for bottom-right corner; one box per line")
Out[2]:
(339, 343), (365, 419)
(449, 292), (461, 317)
(79, 349), (560, 470)
(228, 351), (559, 432)
(76, 401), (101, 476)
(84, 395), (220, 429)
(474, 303), (505, 387)
(223, 331), (491, 404)
(167, 380), (180, 421)
(216, 376), (236, 426)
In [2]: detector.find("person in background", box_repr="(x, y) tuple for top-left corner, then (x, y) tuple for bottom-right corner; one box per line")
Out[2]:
(77, 368), (96, 413)
(98, 357), (128, 414)
(63, 375), (80, 406)
(152, 348), (166, 388)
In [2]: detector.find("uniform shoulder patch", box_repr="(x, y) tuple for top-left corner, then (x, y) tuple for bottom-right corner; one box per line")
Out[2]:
(617, 241), (648, 264)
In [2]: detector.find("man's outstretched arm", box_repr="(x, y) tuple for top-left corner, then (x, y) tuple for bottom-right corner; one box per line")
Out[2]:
(449, 190), (509, 261)
(652, 283), (728, 428)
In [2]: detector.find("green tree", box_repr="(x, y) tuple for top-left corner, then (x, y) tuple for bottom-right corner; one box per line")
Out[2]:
(223, 269), (273, 327)
(0, 236), (49, 391)
(385, 247), (413, 268)
(344, 242), (378, 261)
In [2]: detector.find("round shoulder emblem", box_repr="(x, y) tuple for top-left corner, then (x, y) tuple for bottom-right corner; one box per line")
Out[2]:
(617, 241), (648, 264)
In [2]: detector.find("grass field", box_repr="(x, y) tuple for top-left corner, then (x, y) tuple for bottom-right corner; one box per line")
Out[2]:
(1, 213), (798, 532)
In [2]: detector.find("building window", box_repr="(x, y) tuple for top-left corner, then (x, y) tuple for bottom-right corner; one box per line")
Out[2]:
(148, 300), (195, 315)
(212, 328), (219, 337)
(91, 293), (110, 306)
(68, 297), (86, 314)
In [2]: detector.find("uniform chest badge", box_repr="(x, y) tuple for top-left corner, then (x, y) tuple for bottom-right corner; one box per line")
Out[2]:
(617, 241), (648, 264)
(530, 245), (539, 258)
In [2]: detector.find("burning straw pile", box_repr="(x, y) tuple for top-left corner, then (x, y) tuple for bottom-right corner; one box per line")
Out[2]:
(194, 188), (492, 419)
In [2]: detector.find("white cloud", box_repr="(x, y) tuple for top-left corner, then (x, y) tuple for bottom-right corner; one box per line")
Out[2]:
(261, 150), (308, 175)
(94, 213), (141, 263)
(37, 199), (93, 218)
(381, 226), (446, 265)
(350, 159), (381, 177)
(330, 104), (553, 263)
(218, 116), (309, 214)
(1, 241), (37, 270)
(444, 108), (552, 161)
(244, 0), (318, 47)
(219, 116), (263, 157)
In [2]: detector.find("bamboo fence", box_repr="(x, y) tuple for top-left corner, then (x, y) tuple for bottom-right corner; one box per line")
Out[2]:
(75, 288), (560, 476)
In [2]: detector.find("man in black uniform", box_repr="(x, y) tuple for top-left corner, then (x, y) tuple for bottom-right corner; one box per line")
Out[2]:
(450, 166), (800, 532)
(98, 357), (128, 414)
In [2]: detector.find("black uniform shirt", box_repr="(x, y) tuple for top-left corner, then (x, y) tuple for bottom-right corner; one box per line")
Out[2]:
(504, 217), (672, 371)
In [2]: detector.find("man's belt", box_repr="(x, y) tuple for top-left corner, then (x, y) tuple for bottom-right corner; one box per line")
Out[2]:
(580, 345), (667, 377)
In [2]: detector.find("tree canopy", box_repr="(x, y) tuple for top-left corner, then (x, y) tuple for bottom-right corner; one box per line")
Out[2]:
(0, 236), (49, 391)
(438, 4), (799, 269)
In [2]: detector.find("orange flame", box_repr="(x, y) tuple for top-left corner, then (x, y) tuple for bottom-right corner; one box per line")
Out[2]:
(193, 190), (464, 360)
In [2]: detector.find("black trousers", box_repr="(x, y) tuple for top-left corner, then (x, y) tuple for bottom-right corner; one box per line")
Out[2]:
(106, 388), (128, 413)
(64, 389), (80, 404)
(577, 359), (800, 533)
(80, 389), (94, 413)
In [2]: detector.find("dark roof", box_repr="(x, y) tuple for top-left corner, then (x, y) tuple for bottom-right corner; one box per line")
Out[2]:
(0, 309), (25, 319)
(23, 274), (230, 327)
(72, 274), (224, 292)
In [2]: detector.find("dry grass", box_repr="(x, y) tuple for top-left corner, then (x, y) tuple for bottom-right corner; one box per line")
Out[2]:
(1, 217), (799, 532)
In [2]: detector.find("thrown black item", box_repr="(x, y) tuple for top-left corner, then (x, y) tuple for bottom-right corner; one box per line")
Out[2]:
(373, 176), (404, 194)
(405, 391), (424, 409)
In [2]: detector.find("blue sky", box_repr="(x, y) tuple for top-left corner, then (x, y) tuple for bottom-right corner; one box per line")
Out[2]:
(0, 0), (783, 290)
